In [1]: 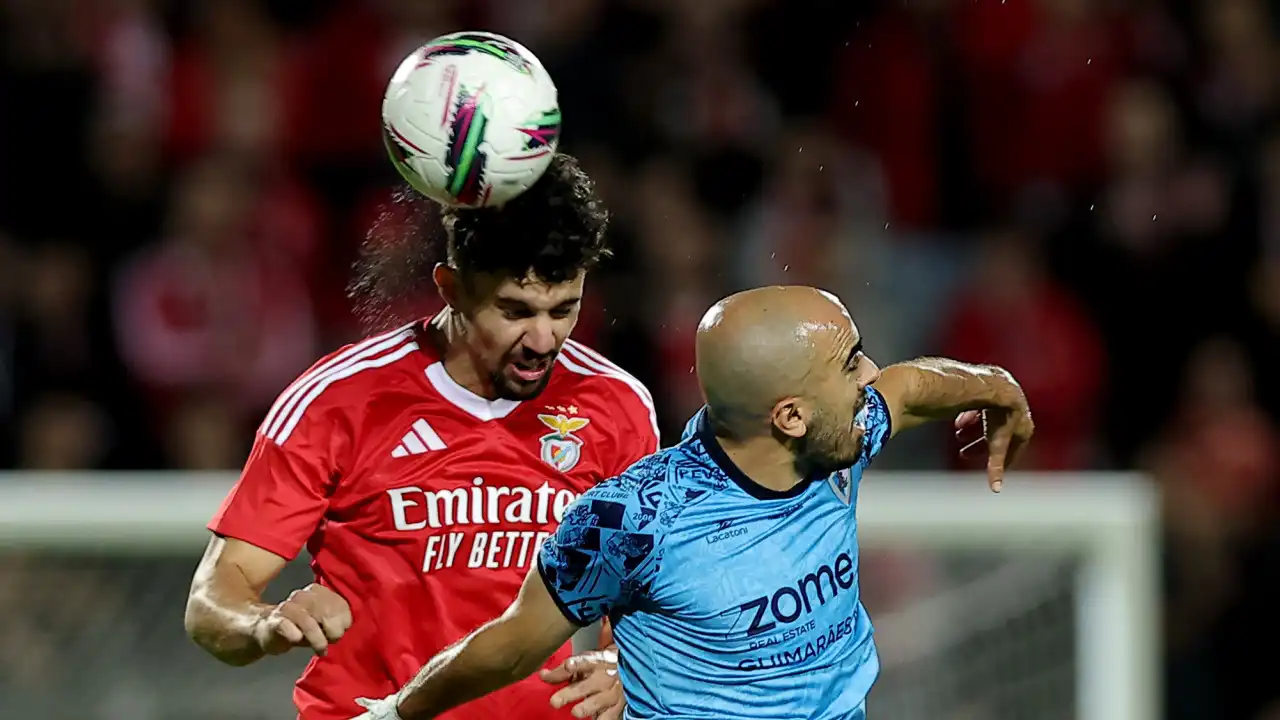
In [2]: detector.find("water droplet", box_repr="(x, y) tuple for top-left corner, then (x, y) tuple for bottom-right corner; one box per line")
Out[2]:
(771, 252), (776, 259)
(1090, 204), (1095, 211)
(1087, 58), (1092, 65)
(798, 146), (804, 153)
(1152, 214), (1158, 221)
(783, 264), (791, 272)
(818, 165), (824, 171)
(854, 100), (860, 107)
(884, 223), (891, 229)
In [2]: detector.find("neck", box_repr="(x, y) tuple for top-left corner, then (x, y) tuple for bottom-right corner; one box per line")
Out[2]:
(715, 434), (805, 492)
(430, 309), (499, 400)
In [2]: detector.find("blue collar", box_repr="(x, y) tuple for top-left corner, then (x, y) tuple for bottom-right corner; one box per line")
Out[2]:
(694, 408), (814, 501)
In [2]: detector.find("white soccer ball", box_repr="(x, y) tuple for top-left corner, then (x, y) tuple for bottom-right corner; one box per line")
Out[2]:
(381, 31), (562, 209)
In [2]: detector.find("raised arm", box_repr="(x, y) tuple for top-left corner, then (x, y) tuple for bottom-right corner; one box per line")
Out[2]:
(383, 568), (580, 720)
(873, 358), (1033, 490)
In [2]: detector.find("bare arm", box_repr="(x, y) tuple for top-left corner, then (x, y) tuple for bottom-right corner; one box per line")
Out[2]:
(395, 567), (580, 720)
(874, 358), (1033, 488)
(875, 358), (1025, 434)
(184, 535), (285, 666)
(184, 535), (351, 666)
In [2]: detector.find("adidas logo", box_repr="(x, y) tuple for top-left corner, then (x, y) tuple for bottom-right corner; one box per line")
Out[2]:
(391, 419), (448, 457)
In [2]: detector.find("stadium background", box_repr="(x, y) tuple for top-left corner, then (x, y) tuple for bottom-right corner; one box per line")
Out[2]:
(0, 0), (1276, 718)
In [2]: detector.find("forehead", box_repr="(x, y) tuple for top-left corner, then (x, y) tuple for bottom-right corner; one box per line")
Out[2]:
(804, 291), (859, 344)
(480, 270), (585, 306)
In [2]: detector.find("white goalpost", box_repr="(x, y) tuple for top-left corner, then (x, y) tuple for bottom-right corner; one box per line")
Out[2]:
(0, 471), (1160, 720)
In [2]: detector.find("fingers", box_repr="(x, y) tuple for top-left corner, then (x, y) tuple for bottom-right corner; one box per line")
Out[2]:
(550, 670), (615, 710)
(565, 687), (622, 719)
(539, 661), (573, 685)
(319, 610), (351, 641)
(273, 617), (304, 646)
(954, 410), (981, 429)
(262, 585), (352, 656)
(957, 406), (1033, 494)
(985, 416), (1015, 493)
(284, 608), (330, 654)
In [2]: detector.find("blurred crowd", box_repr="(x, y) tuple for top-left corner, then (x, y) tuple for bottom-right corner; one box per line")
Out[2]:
(1, 0), (1279, 716)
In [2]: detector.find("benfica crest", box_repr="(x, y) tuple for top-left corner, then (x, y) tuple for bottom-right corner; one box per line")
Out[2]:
(827, 468), (853, 506)
(537, 411), (590, 473)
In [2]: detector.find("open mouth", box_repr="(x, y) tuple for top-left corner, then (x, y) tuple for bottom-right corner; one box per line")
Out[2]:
(851, 394), (867, 432)
(510, 356), (552, 382)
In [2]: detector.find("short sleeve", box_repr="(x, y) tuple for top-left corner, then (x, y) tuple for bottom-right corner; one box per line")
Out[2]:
(537, 484), (662, 626)
(208, 411), (347, 561)
(855, 386), (892, 468)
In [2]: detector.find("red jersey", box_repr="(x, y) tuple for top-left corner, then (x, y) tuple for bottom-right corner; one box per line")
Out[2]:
(208, 321), (659, 720)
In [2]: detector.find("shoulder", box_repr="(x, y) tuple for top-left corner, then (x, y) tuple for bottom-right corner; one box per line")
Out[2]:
(258, 323), (424, 446)
(574, 443), (726, 530)
(554, 339), (659, 439)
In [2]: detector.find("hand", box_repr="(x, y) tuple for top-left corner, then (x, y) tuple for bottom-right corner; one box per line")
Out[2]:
(540, 647), (624, 719)
(254, 583), (352, 656)
(954, 402), (1033, 492)
(350, 694), (402, 720)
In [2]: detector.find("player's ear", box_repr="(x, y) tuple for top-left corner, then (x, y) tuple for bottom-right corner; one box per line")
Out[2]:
(434, 263), (462, 310)
(770, 398), (807, 439)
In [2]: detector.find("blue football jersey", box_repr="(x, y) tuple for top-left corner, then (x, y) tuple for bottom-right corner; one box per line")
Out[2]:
(537, 388), (893, 719)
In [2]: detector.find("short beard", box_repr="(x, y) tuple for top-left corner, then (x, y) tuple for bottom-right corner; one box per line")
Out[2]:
(492, 363), (556, 401)
(796, 406), (860, 478)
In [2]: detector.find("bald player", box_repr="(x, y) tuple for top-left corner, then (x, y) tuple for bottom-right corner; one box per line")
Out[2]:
(350, 286), (1034, 720)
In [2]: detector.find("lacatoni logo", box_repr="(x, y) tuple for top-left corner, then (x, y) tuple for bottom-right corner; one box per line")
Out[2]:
(386, 478), (581, 573)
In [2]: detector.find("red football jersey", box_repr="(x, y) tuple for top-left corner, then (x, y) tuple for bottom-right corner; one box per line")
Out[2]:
(208, 321), (659, 720)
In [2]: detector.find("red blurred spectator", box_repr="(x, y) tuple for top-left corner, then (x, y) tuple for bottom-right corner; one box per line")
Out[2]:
(830, 0), (946, 229)
(163, 0), (288, 164)
(954, 0), (1123, 201)
(111, 155), (318, 423)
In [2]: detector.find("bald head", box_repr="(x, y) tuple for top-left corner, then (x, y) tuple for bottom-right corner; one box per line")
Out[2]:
(696, 286), (857, 438)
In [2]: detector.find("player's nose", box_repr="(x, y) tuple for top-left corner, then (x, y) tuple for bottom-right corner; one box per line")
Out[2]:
(522, 316), (557, 355)
(861, 360), (882, 387)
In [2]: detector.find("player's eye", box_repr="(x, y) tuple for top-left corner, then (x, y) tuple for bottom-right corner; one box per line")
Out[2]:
(500, 306), (534, 320)
(549, 303), (577, 319)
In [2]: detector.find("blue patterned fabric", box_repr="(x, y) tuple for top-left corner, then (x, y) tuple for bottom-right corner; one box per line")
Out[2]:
(538, 388), (892, 719)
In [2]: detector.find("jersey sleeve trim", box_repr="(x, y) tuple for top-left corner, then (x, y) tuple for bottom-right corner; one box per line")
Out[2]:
(536, 555), (594, 627)
(207, 521), (302, 562)
(260, 325), (417, 445)
(559, 340), (660, 450)
(856, 386), (892, 468)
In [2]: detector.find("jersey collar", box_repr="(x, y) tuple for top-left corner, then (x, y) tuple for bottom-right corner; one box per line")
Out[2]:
(424, 362), (521, 421)
(694, 408), (814, 501)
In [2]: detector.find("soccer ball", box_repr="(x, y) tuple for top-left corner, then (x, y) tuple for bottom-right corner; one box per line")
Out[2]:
(381, 31), (562, 209)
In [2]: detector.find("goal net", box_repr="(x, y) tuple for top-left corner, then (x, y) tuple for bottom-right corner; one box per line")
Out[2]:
(0, 471), (1159, 720)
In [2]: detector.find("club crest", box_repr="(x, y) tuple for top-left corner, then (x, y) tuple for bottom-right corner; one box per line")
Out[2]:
(827, 468), (853, 506)
(538, 411), (590, 473)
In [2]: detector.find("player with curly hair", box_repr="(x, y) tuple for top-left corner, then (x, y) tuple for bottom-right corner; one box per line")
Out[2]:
(183, 154), (655, 720)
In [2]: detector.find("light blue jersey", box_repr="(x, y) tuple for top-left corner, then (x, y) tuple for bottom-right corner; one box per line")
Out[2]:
(537, 388), (893, 720)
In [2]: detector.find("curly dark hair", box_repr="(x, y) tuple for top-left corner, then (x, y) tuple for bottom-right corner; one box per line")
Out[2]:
(348, 153), (611, 332)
